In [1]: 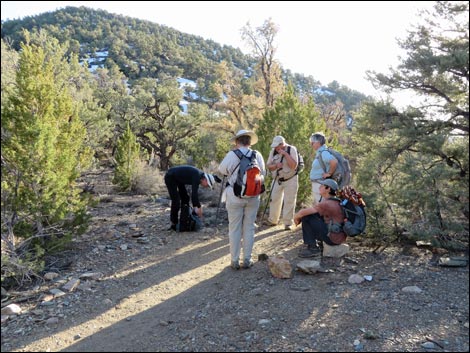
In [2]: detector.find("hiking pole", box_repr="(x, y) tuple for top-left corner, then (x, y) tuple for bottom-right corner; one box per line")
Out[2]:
(214, 175), (226, 226)
(259, 173), (278, 223)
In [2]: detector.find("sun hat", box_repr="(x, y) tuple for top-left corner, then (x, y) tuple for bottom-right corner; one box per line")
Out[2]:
(270, 135), (286, 148)
(232, 129), (258, 145)
(317, 178), (339, 191)
(204, 173), (215, 189)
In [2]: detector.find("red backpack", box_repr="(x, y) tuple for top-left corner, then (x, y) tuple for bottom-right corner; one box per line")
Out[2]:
(232, 149), (265, 198)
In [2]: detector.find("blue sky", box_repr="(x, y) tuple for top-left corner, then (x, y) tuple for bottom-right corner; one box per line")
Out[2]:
(1, 1), (437, 106)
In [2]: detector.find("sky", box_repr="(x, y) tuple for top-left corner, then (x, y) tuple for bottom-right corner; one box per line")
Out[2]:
(1, 1), (437, 106)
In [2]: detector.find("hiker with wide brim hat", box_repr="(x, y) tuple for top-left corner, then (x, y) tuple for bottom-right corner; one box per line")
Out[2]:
(218, 129), (266, 270)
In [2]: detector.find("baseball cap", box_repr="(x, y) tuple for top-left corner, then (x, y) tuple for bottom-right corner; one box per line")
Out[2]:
(317, 179), (339, 191)
(270, 135), (286, 148)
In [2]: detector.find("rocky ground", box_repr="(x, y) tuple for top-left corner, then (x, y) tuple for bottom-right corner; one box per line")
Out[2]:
(1, 169), (469, 352)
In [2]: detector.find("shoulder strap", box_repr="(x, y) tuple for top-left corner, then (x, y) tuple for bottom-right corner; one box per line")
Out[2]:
(230, 149), (243, 177)
(233, 149), (243, 159)
(318, 149), (328, 171)
(230, 149), (255, 176)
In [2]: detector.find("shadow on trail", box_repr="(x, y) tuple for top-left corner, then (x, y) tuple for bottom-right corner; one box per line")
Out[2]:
(5, 217), (469, 351)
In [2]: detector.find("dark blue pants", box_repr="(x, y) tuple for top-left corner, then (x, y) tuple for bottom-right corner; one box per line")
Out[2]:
(301, 213), (336, 247)
(164, 174), (190, 225)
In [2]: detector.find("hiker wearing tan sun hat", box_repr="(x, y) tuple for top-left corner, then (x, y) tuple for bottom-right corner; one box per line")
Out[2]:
(264, 135), (300, 231)
(218, 129), (266, 270)
(164, 165), (217, 231)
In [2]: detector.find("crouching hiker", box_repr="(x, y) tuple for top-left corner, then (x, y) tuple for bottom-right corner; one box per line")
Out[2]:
(293, 179), (346, 258)
(164, 165), (216, 231)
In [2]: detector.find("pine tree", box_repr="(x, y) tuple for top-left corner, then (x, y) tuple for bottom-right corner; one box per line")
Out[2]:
(1, 34), (92, 279)
(257, 85), (325, 206)
(113, 122), (140, 191)
(357, 1), (469, 246)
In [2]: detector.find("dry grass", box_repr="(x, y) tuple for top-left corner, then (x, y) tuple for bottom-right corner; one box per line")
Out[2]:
(133, 160), (166, 196)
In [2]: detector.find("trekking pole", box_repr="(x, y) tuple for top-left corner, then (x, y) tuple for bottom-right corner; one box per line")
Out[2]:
(259, 173), (278, 223)
(214, 175), (227, 226)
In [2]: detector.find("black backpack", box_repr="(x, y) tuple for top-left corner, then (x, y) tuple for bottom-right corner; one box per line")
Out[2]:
(177, 204), (202, 232)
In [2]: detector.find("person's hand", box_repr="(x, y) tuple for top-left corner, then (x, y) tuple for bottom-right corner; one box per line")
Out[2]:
(194, 207), (203, 218)
(294, 213), (301, 226)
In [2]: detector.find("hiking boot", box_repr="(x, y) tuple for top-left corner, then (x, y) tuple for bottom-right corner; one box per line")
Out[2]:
(262, 220), (278, 227)
(242, 259), (254, 269)
(298, 245), (321, 258)
(230, 261), (240, 270)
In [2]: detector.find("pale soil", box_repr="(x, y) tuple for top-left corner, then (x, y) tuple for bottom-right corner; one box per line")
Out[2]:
(1, 169), (469, 352)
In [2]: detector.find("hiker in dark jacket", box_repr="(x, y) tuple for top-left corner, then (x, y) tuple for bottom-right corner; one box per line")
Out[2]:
(164, 165), (215, 231)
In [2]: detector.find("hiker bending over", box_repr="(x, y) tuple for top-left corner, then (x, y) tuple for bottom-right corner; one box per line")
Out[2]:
(264, 135), (299, 231)
(164, 165), (215, 231)
(218, 129), (266, 270)
(309, 132), (338, 205)
(294, 179), (346, 258)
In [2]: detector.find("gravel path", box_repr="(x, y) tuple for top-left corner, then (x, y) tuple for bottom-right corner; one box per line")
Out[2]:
(1, 172), (468, 352)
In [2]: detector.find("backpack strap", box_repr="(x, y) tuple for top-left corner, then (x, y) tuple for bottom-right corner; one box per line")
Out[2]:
(284, 146), (290, 163)
(230, 149), (255, 177)
(278, 145), (301, 182)
(230, 149), (243, 177)
(318, 149), (331, 172)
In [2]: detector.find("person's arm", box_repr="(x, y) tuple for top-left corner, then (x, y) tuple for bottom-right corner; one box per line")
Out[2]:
(320, 150), (338, 179)
(323, 158), (338, 179)
(266, 150), (279, 172)
(256, 151), (266, 176)
(191, 177), (202, 208)
(282, 146), (298, 171)
(294, 206), (318, 225)
(219, 151), (237, 176)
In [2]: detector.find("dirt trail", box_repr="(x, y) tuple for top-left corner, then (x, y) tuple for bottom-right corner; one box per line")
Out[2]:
(1, 170), (468, 352)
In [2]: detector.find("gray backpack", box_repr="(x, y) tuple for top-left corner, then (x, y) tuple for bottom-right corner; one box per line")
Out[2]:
(318, 148), (351, 188)
(232, 149), (265, 198)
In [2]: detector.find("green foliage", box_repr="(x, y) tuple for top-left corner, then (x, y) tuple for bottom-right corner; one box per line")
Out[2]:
(113, 122), (141, 191)
(1, 7), (367, 113)
(184, 130), (232, 169)
(257, 85), (324, 207)
(1, 34), (92, 284)
(128, 78), (209, 170)
(354, 2), (469, 248)
(1, 40), (19, 100)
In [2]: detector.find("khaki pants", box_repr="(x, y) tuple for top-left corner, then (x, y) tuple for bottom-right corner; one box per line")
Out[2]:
(268, 175), (299, 226)
(225, 187), (260, 263)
